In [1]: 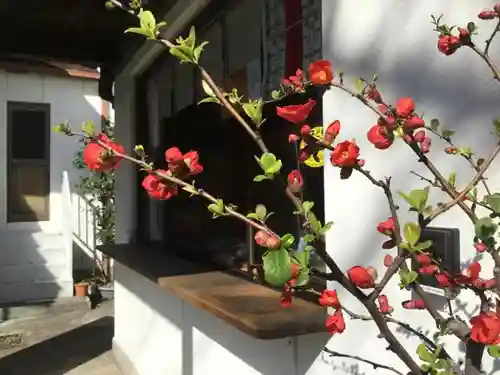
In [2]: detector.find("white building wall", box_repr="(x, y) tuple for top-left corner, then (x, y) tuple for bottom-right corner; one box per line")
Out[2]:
(114, 0), (500, 374)
(315, 0), (500, 374)
(0, 70), (102, 302)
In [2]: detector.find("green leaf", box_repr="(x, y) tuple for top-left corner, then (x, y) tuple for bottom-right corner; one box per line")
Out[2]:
(207, 202), (224, 218)
(81, 120), (95, 136)
(399, 270), (418, 288)
(307, 211), (322, 234)
(193, 41), (209, 63)
(486, 193), (500, 213)
(441, 129), (455, 139)
(399, 187), (429, 214)
(467, 22), (476, 33)
(404, 222), (421, 246)
(448, 172), (456, 188)
(262, 248), (293, 287)
(255, 204), (267, 220)
(294, 268), (310, 287)
(304, 245), (314, 252)
(139, 10), (156, 37)
(198, 96), (220, 104)
(302, 201), (315, 213)
(430, 119), (440, 130)
(169, 46), (193, 63)
(493, 118), (500, 135)
(253, 174), (269, 182)
(303, 234), (315, 243)
(124, 27), (151, 37)
(246, 213), (260, 220)
(242, 100), (264, 127)
(412, 240), (433, 252)
(458, 147), (473, 157)
(259, 152), (277, 171)
(186, 26), (196, 49)
(488, 345), (500, 358)
(475, 217), (498, 239)
(271, 90), (283, 100)
(266, 160), (282, 174)
(319, 221), (334, 235)
(417, 344), (434, 363)
(281, 234), (295, 249)
(355, 78), (363, 91)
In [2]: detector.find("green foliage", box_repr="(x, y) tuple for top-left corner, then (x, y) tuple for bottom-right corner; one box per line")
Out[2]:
(280, 233), (295, 249)
(486, 193), (500, 213)
(475, 216), (498, 240)
(417, 344), (453, 374)
(81, 120), (95, 136)
(399, 187), (430, 215)
(247, 204), (274, 223)
(493, 118), (500, 137)
(169, 26), (209, 64)
(398, 270), (418, 289)
(488, 345), (500, 358)
(262, 248), (293, 287)
(254, 152), (283, 181)
(447, 172), (456, 188)
(242, 99), (264, 127)
(125, 9), (166, 40)
(207, 199), (227, 219)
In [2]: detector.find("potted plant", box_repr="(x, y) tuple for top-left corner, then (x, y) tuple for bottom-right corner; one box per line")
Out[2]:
(74, 280), (89, 297)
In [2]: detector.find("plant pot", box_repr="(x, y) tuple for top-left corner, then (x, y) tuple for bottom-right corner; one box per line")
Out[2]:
(74, 282), (89, 297)
(98, 284), (114, 300)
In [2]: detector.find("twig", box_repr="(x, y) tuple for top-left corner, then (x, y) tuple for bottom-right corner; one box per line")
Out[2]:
(485, 18), (500, 56)
(468, 44), (500, 81)
(425, 141), (500, 223)
(424, 126), (492, 195)
(322, 348), (405, 375)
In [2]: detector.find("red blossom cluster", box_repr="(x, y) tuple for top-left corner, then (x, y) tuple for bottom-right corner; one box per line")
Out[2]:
(83, 134), (125, 171)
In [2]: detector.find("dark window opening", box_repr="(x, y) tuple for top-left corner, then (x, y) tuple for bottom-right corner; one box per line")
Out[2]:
(7, 102), (50, 222)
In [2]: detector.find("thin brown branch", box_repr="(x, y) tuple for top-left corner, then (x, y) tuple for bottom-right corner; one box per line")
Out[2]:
(424, 126), (492, 195)
(485, 18), (500, 56)
(425, 141), (500, 223)
(322, 348), (405, 375)
(468, 44), (500, 82)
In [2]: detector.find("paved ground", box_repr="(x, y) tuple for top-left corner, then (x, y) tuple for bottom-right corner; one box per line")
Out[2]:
(0, 298), (121, 375)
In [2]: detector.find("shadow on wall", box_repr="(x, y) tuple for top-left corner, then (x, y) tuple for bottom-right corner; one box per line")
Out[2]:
(119, 264), (330, 375)
(318, 0), (500, 373)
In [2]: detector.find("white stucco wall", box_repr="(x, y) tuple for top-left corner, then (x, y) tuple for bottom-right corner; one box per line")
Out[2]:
(0, 70), (102, 302)
(317, 0), (500, 374)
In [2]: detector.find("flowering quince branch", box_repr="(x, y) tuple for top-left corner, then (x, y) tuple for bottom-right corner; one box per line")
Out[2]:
(52, 2), (500, 374)
(322, 348), (405, 375)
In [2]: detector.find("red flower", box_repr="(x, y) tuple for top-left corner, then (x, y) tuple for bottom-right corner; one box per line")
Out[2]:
(325, 309), (346, 335)
(377, 217), (395, 236)
(83, 134), (124, 172)
(403, 116), (425, 131)
(280, 283), (293, 308)
(455, 262), (481, 285)
(478, 10), (497, 20)
(415, 253), (432, 266)
(142, 171), (178, 200)
(324, 120), (341, 144)
(330, 140), (360, 168)
(413, 130), (426, 143)
(395, 97), (415, 118)
(319, 289), (341, 309)
(458, 28), (471, 46)
(287, 169), (304, 193)
(308, 60), (333, 85)
(402, 299), (426, 310)
(165, 147), (203, 176)
(254, 230), (270, 246)
(300, 124), (312, 136)
(378, 295), (394, 314)
(436, 273), (453, 288)
(367, 125), (394, 150)
(470, 312), (500, 345)
(366, 87), (382, 103)
(276, 98), (316, 124)
(437, 35), (461, 56)
(347, 266), (375, 289)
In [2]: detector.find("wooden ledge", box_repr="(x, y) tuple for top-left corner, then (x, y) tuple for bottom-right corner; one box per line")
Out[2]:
(99, 243), (326, 339)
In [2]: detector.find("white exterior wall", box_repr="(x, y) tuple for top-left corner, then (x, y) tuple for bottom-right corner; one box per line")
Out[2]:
(0, 70), (102, 302)
(317, 0), (500, 373)
(113, 0), (500, 374)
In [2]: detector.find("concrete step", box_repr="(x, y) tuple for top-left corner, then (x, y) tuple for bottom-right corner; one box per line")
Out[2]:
(0, 279), (74, 305)
(0, 297), (87, 323)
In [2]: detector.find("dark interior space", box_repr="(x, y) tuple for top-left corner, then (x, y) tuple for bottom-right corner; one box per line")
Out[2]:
(134, 77), (325, 276)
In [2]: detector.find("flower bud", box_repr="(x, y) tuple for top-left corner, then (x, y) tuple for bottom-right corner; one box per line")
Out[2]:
(445, 147), (457, 154)
(378, 295), (394, 314)
(402, 299), (426, 310)
(403, 115), (425, 131)
(415, 253), (432, 266)
(254, 230), (270, 246)
(458, 28), (471, 45)
(474, 242), (488, 253)
(413, 130), (426, 143)
(288, 133), (300, 143)
(266, 235), (281, 250)
(357, 159), (366, 167)
(324, 120), (341, 144)
(420, 137), (431, 153)
(300, 125), (312, 136)
(495, 4), (500, 14)
(383, 255), (393, 267)
(347, 266), (375, 289)
(478, 10), (497, 20)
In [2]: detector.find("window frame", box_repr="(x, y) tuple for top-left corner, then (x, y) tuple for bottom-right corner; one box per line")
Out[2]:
(6, 101), (51, 223)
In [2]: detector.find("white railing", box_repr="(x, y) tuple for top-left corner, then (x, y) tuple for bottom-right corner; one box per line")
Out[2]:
(72, 193), (102, 263)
